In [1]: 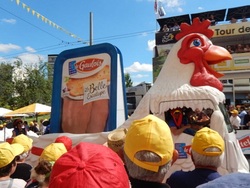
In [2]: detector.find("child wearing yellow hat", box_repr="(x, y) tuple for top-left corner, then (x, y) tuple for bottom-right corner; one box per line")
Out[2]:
(0, 142), (26, 187)
(26, 143), (67, 188)
(10, 134), (33, 182)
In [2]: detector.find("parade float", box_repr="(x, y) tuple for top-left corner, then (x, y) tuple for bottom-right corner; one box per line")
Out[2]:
(26, 18), (249, 176)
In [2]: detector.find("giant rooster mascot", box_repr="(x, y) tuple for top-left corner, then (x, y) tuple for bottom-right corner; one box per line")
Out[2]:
(120, 17), (249, 176)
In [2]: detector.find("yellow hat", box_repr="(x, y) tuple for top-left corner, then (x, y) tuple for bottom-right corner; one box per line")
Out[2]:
(0, 142), (24, 168)
(29, 121), (34, 126)
(12, 134), (33, 152)
(230, 109), (238, 114)
(192, 127), (225, 156)
(107, 128), (127, 153)
(173, 110), (181, 114)
(40, 143), (67, 162)
(124, 115), (174, 172)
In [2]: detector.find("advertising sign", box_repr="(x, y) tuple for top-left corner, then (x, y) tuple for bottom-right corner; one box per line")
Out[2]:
(212, 22), (250, 38)
(236, 130), (250, 154)
(50, 43), (128, 133)
(211, 53), (250, 71)
(155, 31), (179, 45)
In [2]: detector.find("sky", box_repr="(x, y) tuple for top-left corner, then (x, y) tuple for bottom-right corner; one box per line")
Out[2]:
(0, 0), (249, 86)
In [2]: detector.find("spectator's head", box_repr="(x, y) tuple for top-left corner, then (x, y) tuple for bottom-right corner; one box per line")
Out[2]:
(230, 17), (237, 23)
(54, 136), (72, 151)
(107, 128), (127, 160)
(30, 160), (53, 187)
(29, 121), (34, 127)
(49, 142), (130, 188)
(42, 119), (50, 126)
(172, 108), (182, 115)
(240, 106), (245, 111)
(12, 134), (33, 152)
(123, 114), (177, 183)
(230, 109), (239, 117)
(191, 127), (225, 168)
(36, 143), (67, 186)
(0, 142), (24, 177)
(40, 143), (67, 163)
(12, 134), (33, 160)
(13, 119), (23, 129)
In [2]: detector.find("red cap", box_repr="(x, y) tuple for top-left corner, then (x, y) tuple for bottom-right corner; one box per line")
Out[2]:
(48, 142), (129, 188)
(54, 136), (72, 151)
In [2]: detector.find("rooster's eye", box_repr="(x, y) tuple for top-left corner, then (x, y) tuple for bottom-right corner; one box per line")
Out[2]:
(192, 39), (201, 47)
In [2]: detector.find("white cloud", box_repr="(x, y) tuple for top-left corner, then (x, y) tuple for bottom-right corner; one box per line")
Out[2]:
(155, 0), (183, 15)
(177, 7), (183, 12)
(0, 43), (21, 53)
(0, 57), (5, 62)
(198, 7), (203, 10)
(124, 62), (152, 73)
(161, 0), (182, 8)
(147, 39), (155, 51)
(17, 53), (46, 65)
(1, 18), (16, 24)
(0, 53), (47, 68)
(25, 46), (36, 53)
(132, 74), (149, 78)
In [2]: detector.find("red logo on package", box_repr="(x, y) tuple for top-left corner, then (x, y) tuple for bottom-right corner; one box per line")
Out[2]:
(75, 58), (104, 73)
(239, 135), (250, 149)
(184, 145), (192, 155)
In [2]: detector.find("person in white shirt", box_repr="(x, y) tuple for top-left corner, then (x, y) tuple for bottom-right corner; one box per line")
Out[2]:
(230, 110), (241, 129)
(0, 142), (27, 188)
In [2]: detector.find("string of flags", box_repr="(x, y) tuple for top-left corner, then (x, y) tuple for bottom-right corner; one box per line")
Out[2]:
(10, 0), (83, 42)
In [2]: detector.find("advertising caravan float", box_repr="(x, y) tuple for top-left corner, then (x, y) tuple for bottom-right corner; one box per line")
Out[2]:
(154, 6), (250, 156)
(121, 16), (249, 178)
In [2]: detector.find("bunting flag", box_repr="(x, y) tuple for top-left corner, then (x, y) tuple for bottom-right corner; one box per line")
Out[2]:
(11, 0), (83, 41)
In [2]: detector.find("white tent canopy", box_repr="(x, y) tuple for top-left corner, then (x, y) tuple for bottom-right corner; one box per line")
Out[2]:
(4, 103), (51, 117)
(0, 107), (12, 116)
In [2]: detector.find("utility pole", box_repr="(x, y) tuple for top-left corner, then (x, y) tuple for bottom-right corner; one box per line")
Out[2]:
(89, 12), (93, 46)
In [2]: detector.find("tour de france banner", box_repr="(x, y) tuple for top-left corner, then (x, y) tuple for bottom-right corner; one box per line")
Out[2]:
(50, 43), (128, 134)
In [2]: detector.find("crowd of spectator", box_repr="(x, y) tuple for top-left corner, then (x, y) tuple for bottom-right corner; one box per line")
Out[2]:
(1, 113), (250, 187)
(161, 22), (180, 32)
(228, 105), (250, 130)
(159, 14), (248, 33)
(226, 44), (250, 54)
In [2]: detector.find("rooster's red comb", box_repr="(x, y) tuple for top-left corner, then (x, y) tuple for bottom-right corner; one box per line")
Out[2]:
(175, 17), (214, 41)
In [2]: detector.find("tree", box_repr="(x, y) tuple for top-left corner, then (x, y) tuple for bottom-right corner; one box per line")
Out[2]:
(0, 62), (15, 108)
(0, 59), (53, 109)
(125, 73), (133, 88)
(13, 60), (52, 108)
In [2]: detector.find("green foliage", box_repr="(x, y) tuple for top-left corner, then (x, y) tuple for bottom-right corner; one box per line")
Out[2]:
(125, 73), (133, 88)
(0, 63), (15, 108)
(0, 60), (53, 109)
